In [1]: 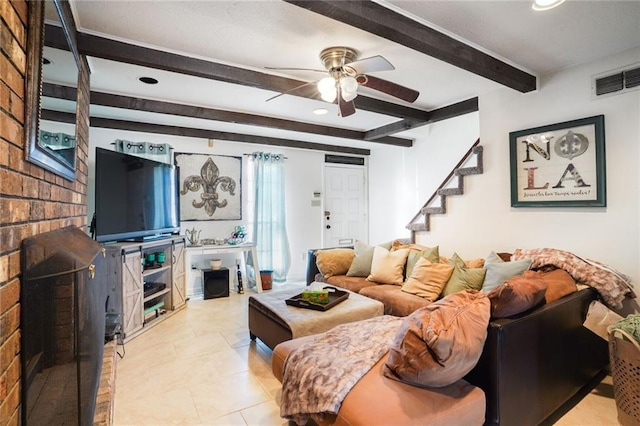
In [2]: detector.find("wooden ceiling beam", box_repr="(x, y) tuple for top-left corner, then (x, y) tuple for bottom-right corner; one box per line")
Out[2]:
(284, 0), (537, 93)
(364, 97), (479, 141)
(43, 83), (413, 147)
(42, 25), (431, 122)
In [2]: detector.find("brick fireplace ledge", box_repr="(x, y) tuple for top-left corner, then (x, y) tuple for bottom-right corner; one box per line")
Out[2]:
(94, 339), (117, 425)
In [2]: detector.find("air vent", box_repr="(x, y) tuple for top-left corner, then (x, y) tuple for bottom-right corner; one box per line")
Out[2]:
(595, 72), (623, 95)
(592, 64), (640, 99)
(625, 67), (640, 89)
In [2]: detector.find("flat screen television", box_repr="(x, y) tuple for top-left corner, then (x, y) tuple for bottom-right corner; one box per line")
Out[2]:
(95, 147), (180, 242)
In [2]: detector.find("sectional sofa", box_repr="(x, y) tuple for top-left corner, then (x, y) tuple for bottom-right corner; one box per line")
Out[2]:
(285, 243), (612, 425)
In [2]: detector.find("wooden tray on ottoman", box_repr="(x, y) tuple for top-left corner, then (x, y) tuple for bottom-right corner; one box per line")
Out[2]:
(285, 286), (349, 311)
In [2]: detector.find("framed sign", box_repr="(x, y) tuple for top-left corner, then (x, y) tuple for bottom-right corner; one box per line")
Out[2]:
(175, 153), (242, 220)
(509, 115), (606, 207)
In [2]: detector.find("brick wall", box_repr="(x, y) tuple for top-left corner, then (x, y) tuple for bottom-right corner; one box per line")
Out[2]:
(0, 1), (90, 424)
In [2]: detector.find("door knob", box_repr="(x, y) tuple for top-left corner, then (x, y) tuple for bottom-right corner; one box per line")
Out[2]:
(326, 225), (331, 229)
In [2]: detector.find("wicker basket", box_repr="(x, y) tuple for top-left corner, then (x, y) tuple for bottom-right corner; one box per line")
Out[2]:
(608, 328), (640, 426)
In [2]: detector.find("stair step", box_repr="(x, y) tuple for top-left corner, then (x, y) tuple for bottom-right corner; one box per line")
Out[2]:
(422, 206), (446, 215)
(438, 187), (463, 196)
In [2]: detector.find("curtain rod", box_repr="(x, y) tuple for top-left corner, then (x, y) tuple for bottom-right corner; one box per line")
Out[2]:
(243, 153), (288, 159)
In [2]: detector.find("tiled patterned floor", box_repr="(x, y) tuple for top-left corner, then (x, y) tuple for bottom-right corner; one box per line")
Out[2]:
(114, 282), (619, 425)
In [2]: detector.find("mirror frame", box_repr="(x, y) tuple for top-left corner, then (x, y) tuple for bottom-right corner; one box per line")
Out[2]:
(25, 0), (81, 181)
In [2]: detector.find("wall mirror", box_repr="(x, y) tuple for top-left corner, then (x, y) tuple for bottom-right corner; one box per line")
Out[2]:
(25, 0), (81, 181)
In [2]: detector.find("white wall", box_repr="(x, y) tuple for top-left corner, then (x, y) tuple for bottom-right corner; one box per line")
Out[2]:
(402, 47), (639, 312)
(88, 128), (326, 281)
(368, 112), (480, 244)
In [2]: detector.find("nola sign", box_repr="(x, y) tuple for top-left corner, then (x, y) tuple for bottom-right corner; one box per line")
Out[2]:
(509, 115), (606, 207)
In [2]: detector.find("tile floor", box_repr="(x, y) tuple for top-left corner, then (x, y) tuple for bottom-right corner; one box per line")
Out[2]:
(114, 282), (620, 425)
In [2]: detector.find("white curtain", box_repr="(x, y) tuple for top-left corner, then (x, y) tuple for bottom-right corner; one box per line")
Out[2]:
(251, 152), (291, 282)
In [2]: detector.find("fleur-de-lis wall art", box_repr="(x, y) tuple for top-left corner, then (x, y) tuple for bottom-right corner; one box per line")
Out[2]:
(175, 153), (242, 220)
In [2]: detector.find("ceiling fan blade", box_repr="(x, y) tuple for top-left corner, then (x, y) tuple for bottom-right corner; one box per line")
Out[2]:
(265, 81), (316, 102)
(344, 55), (394, 75)
(337, 88), (356, 117)
(357, 74), (419, 103)
(265, 66), (327, 74)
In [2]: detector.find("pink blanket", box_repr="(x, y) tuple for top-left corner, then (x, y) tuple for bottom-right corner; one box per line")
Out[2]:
(512, 248), (634, 308)
(280, 315), (402, 425)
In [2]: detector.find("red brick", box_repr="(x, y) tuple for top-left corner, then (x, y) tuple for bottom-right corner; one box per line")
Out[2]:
(0, 56), (23, 102)
(0, 375), (20, 426)
(0, 2), (26, 47)
(0, 141), (8, 167)
(30, 200), (44, 221)
(0, 256), (7, 284)
(7, 252), (19, 281)
(0, 169), (21, 196)
(0, 280), (18, 314)
(21, 175), (37, 198)
(0, 325), (19, 365)
(0, 111), (21, 150)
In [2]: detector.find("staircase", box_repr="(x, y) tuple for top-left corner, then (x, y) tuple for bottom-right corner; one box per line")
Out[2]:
(407, 139), (483, 237)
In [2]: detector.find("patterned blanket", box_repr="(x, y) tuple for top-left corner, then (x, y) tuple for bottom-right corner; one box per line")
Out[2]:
(280, 315), (403, 425)
(512, 248), (634, 308)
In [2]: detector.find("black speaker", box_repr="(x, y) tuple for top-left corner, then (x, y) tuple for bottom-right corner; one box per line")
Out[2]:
(203, 268), (229, 299)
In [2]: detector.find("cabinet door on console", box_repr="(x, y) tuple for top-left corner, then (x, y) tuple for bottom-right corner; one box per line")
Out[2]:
(122, 250), (144, 337)
(172, 240), (186, 309)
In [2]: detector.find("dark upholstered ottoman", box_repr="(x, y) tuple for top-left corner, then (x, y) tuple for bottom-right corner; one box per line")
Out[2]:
(248, 287), (384, 350)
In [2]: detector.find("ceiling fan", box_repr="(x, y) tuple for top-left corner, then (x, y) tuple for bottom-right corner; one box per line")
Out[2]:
(266, 46), (420, 117)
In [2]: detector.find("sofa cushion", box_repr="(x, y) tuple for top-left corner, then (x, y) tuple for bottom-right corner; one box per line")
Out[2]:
(405, 246), (440, 282)
(487, 271), (547, 318)
(401, 258), (454, 302)
(483, 254), (532, 294)
(538, 268), (578, 303)
(315, 248), (355, 279)
(359, 285), (431, 317)
(346, 240), (375, 277)
(325, 275), (377, 293)
(367, 246), (409, 285)
(441, 253), (487, 297)
(383, 290), (490, 387)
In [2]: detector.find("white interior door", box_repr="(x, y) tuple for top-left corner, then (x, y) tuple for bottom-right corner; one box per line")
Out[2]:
(323, 165), (368, 247)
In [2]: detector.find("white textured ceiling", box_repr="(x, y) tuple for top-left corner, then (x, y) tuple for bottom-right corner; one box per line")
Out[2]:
(42, 0), (640, 149)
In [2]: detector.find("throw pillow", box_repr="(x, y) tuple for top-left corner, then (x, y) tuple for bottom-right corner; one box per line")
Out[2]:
(367, 246), (409, 285)
(440, 253), (486, 297)
(482, 257), (532, 294)
(405, 246), (440, 281)
(390, 240), (423, 251)
(315, 248), (355, 279)
(487, 271), (547, 318)
(485, 251), (505, 264)
(401, 258), (454, 301)
(538, 268), (578, 303)
(346, 240), (375, 277)
(383, 290), (490, 388)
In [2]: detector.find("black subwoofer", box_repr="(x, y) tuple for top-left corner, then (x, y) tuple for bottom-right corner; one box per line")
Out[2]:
(203, 268), (229, 299)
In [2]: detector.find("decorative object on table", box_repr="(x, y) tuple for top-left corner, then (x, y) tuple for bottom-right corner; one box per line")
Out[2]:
(227, 225), (247, 245)
(215, 238), (226, 245)
(185, 227), (202, 246)
(156, 252), (166, 265)
(285, 286), (350, 311)
(509, 115), (606, 207)
(175, 153), (242, 220)
(210, 259), (222, 270)
(145, 252), (156, 268)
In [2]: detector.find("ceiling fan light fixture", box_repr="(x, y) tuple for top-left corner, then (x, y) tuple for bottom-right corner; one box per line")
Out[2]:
(340, 76), (359, 101)
(532, 0), (566, 11)
(318, 76), (337, 102)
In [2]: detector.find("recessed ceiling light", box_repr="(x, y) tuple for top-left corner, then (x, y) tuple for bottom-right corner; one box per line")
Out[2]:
(532, 0), (566, 11)
(313, 108), (328, 115)
(138, 76), (159, 85)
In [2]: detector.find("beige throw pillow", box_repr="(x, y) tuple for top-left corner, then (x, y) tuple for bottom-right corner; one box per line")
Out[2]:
(346, 240), (375, 277)
(315, 248), (355, 278)
(367, 246), (409, 285)
(401, 258), (454, 301)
